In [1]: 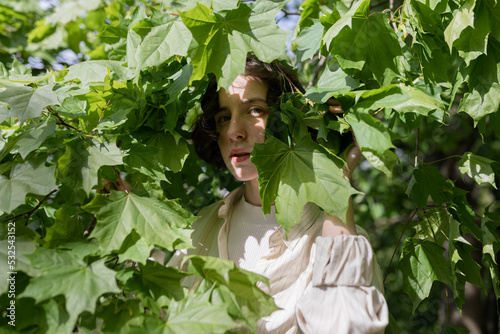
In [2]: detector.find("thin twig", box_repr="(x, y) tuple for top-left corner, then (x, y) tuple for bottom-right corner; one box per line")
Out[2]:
(47, 106), (83, 133)
(281, 9), (301, 16)
(383, 208), (418, 284)
(425, 155), (462, 165)
(1, 189), (58, 224)
(84, 215), (97, 238)
(414, 128), (419, 167)
(307, 55), (326, 89)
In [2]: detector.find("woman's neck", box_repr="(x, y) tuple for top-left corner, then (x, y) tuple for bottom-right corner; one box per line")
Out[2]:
(243, 178), (262, 206)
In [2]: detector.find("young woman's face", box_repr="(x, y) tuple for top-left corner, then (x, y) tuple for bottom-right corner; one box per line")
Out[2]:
(216, 75), (269, 182)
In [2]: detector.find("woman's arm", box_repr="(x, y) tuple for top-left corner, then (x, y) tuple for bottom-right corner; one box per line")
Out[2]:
(322, 198), (357, 236)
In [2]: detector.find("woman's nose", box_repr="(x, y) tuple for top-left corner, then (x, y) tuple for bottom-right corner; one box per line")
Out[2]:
(227, 117), (246, 141)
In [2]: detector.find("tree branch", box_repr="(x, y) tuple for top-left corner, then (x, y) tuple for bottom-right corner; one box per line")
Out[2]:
(281, 9), (301, 16)
(1, 188), (58, 225)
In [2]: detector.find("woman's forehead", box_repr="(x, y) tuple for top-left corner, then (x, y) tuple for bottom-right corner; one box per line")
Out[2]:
(219, 75), (268, 105)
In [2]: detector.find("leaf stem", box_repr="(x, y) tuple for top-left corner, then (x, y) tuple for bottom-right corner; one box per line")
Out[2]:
(425, 155), (462, 166)
(383, 208), (418, 284)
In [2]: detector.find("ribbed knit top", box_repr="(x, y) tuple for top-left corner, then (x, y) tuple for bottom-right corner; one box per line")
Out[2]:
(227, 194), (279, 271)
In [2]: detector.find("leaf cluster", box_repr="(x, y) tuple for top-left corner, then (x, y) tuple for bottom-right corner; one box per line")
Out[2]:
(0, 0), (499, 332)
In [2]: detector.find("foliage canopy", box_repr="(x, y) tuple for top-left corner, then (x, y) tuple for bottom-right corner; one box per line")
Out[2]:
(0, 0), (499, 332)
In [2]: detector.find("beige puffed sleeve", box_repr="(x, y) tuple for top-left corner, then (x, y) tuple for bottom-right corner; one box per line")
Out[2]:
(296, 235), (388, 334)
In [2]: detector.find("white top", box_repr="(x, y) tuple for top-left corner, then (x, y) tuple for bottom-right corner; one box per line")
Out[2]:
(227, 195), (279, 271)
(162, 186), (388, 334)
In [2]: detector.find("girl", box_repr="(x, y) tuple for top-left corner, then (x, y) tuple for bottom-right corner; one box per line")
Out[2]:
(166, 56), (388, 334)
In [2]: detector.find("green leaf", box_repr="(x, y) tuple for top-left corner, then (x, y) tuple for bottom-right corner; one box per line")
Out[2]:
(444, 0), (475, 51)
(133, 18), (192, 70)
(0, 103), (9, 123)
(413, 207), (450, 246)
(458, 152), (498, 189)
(180, 0), (288, 88)
(118, 230), (153, 264)
(448, 218), (484, 311)
(294, 19), (323, 63)
(19, 248), (121, 324)
(186, 255), (278, 330)
(399, 237), (453, 312)
(179, 0), (240, 12)
(166, 63), (193, 104)
(0, 222), (40, 294)
(406, 165), (451, 209)
(125, 260), (189, 304)
(64, 60), (134, 86)
(83, 190), (195, 254)
(304, 66), (361, 103)
(298, 0), (322, 30)
(124, 144), (168, 182)
(362, 149), (398, 178)
(345, 112), (394, 155)
(343, 84), (446, 122)
(128, 303), (237, 334)
(145, 132), (189, 173)
(252, 135), (359, 233)
(481, 208), (500, 305)
(44, 205), (86, 247)
(0, 160), (57, 214)
(0, 85), (60, 123)
(9, 117), (56, 159)
(56, 137), (124, 195)
(458, 40), (500, 123)
(323, 0), (403, 85)
(450, 0), (492, 65)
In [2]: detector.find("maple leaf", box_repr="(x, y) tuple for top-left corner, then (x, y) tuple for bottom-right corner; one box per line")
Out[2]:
(251, 135), (359, 233)
(179, 0), (288, 88)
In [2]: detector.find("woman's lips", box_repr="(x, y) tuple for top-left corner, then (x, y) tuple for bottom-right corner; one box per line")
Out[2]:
(232, 153), (250, 163)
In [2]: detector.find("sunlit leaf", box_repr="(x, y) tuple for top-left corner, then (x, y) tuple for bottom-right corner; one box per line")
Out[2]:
(0, 160), (57, 214)
(399, 237), (453, 312)
(0, 85), (60, 123)
(83, 190), (195, 253)
(252, 135), (359, 233)
(20, 248), (120, 323)
(458, 151), (498, 189)
(180, 0), (288, 88)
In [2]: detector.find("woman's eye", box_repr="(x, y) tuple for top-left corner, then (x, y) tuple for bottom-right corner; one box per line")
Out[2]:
(216, 115), (230, 123)
(249, 107), (265, 115)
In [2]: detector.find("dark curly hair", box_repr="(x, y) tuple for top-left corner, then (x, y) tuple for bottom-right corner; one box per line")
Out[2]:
(192, 56), (304, 169)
